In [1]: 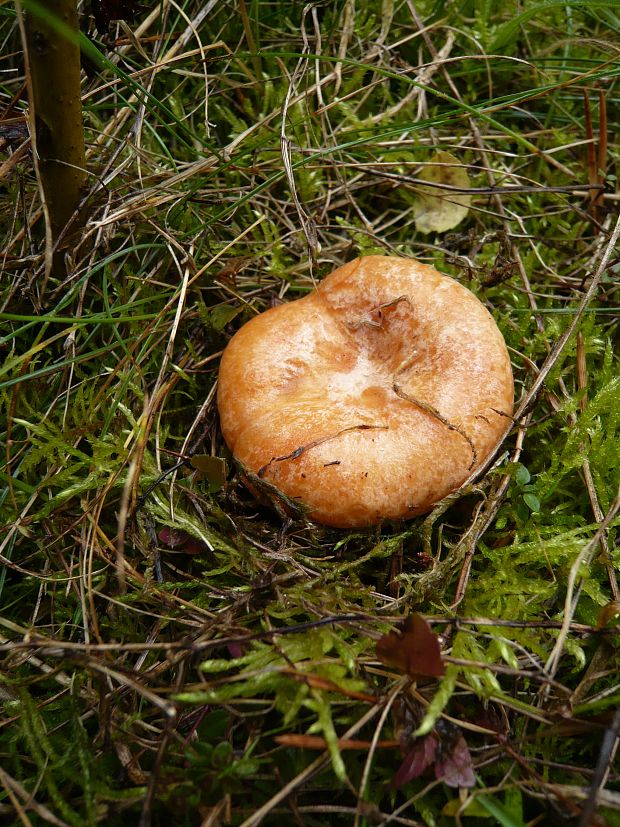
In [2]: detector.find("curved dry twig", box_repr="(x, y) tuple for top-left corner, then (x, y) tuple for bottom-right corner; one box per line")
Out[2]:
(257, 424), (389, 478)
(392, 376), (477, 471)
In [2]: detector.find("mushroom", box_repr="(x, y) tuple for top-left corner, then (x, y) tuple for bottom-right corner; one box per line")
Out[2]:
(217, 255), (514, 528)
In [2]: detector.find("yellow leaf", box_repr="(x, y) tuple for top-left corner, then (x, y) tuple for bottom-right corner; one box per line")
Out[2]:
(413, 151), (471, 234)
(190, 454), (228, 491)
(442, 797), (493, 818)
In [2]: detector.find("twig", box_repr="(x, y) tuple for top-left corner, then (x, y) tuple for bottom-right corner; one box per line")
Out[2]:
(238, 702), (385, 827)
(138, 714), (177, 827)
(513, 214), (620, 422)
(451, 414), (530, 608)
(280, 8), (320, 263)
(0, 766), (70, 827)
(366, 169), (604, 196)
(354, 681), (405, 827)
(545, 488), (620, 678)
(392, 376), (477, 471)
(466, 213), (620, 488)
(257, 425), (388, 478)
(578, 709), (620, 827)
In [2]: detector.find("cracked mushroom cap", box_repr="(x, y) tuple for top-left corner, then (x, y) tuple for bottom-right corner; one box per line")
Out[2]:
(217, 255), (514, 528)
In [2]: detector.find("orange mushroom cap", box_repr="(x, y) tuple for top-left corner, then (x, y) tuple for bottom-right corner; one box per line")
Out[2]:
(217, 255), (514, 528)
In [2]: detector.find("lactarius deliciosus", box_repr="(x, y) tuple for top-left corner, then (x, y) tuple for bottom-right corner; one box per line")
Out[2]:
(217, 255), (514, 528)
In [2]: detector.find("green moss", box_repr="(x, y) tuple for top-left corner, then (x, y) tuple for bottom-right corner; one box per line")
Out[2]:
(0, 0), (618, 823)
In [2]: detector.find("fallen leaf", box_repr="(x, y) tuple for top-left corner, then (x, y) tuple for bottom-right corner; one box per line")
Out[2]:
(392, 732), (438, 787)
(434, 721), (476, 788)
(392, 695), (421, 747)
(435, 732), (475, 788)
(442, 797), (493, 817)
(412, 150), (471, 234)
(227, 642), (246, 659)
(158, 527), (209, 556)
(376, 614), (445, 678)
(190, 454), (228, 491)
(208, 304), (244, 332)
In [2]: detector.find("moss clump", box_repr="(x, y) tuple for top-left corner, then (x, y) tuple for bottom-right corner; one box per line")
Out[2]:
(0, 1), (618, 824)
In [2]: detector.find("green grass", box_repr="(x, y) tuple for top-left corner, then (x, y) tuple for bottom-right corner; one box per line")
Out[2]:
(1, 1), (619, 825)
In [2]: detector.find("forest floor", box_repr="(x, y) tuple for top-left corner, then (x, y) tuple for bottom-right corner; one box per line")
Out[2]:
(1, 1), (619, 825)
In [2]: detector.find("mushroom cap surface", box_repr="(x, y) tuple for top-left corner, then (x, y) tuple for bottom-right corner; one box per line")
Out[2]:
(217, 255), (514, 528)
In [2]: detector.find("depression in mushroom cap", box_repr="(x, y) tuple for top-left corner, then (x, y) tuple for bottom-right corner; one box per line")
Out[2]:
(217, 255), (514, 528)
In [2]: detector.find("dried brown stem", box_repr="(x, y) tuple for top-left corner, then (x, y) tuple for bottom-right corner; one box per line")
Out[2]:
(18, 0), (86, 285)
(392, 378), (477, 471)
(257, 424), (389, 478)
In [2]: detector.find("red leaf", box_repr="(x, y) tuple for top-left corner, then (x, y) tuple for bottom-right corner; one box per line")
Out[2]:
(158, 528), (208, 555)
(435, 733), (475, 788)
(376, 614), (445, 678)
(227, 642), (245, 659)
(158, 527), (181, 547)
(182, 538), (210, 555)
(392, 733), (438, 787)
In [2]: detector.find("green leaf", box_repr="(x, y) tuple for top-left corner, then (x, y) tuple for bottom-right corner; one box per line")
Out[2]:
(477, 793), (527, 827)
(491, 1), (618, 51)
(442, 797), (494, 818)
(307, 696), (347, 781)
(523, 493), (541, 512)
(515, 464), (531, 486)
(414, 665), (458, 737)
(209, 305), (244, 331)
